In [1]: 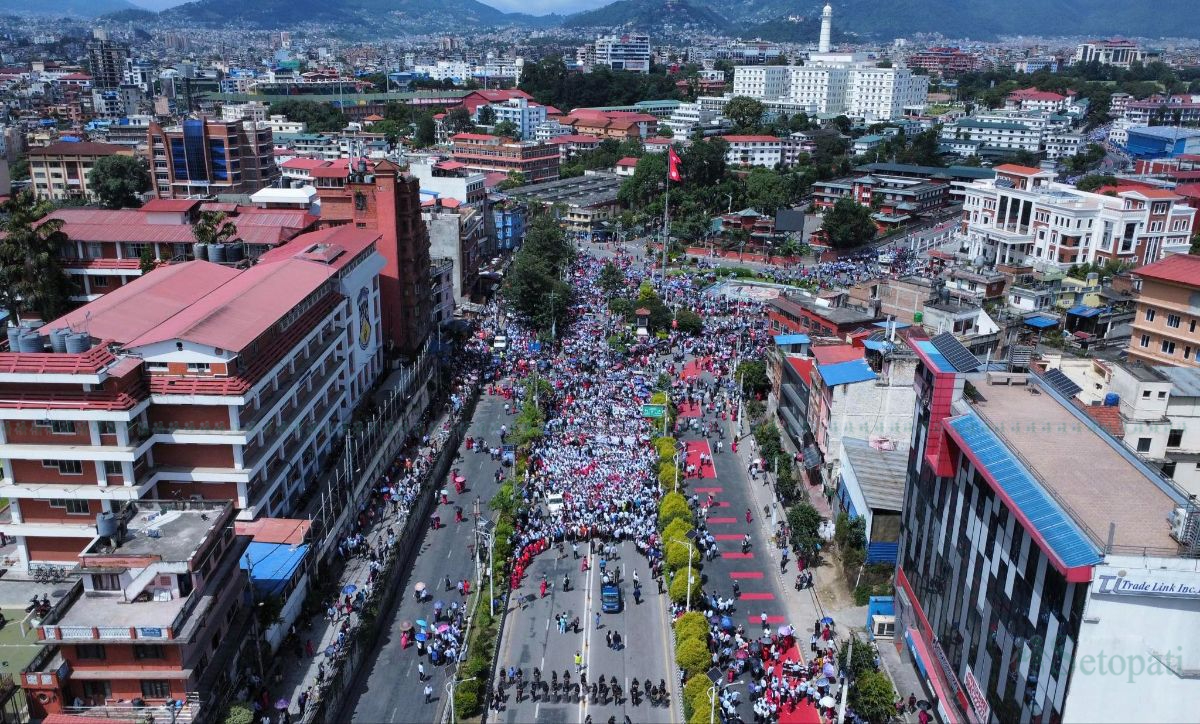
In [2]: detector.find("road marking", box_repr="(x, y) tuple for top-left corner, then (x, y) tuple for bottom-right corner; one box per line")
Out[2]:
(721, 552), (754, 559)
(713, 534), (745, 541)
(579, 550), (596, 723)
(693, 486), (723, 494)
(750, 614), (788, 624)
(706, 517), (737, 524)
(738, 592), (776, 600)
(729, 571), (764, 579)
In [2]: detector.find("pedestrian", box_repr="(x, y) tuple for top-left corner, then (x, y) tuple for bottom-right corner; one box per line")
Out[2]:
(418, 662), (426, 681)
(606, 630), (613, 649)
(613, 631), (622, 650)
(575, 651), (583, 673)
(746, 508), (753, 524)
(595, 612), (602, 629)
(573, 543), (579, 559)
(424, 684), (434, 703)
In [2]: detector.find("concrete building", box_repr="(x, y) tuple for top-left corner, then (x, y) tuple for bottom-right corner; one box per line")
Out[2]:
(958, 165), (1194, 269)
(485, 97), (548, 140)
(91, 85), (144, 119)
(148, 118), (278, 198)
(0, 226), (386, 570)
(836, 437), (908, 564)
(898, 334), (1200, 724)
(1128, 253), (1200, 368)
(86, 29), (129, 90)
(409, 160), (487, 205)
(28, 141), (134, 204)
(1125, 126), (1200, 160)
(506, 172), (622, 234)
(589, 34), (651, 74)
(449, 133), (560, 183)
(1073, 39), (1161, 69)
(423, 202), (488, 306)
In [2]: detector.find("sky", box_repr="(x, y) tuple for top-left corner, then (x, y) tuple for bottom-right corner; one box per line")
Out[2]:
(481, 0), (612, 15)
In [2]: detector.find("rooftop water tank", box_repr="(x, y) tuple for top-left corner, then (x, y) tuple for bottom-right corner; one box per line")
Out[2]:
(209, 243), (227, 264)
(17, 333), (44, 353)
(65, 333), (91, 353)
(226, 243), (245, 263)
(193, 242), (208, 262)
(5, 326), (21, 351)
(49, 328), (70, 353)
(1103, 392), (1120, 407)
(96, 511), (117, 538)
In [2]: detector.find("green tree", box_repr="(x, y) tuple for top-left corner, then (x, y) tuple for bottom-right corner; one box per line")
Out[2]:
(476, 105), (496, 126)
(0, 192), (74, 323)
(735, 359), (770, 396)
(787, 502), (823, 562)
(370, 119), (404, 143)
(658, 491), (691, 531)
(675, 634), (710, 679)
(669, 567), (704, 609)
(414, 113), (437, 147)
(618, 152), (667, 207)
(1075, 174), (1119, 192)
(674, 611), (709, 644)
(598, 261), (625, 298)
(267, 100), (346, 133)
(744, 167), (791, 215)
(821, 197), (876, 250)
(502, 214), (575, 334)
(849, 670), (897, 724)
(496, 170), (526, 191)
(724, 95), (766, 130)
(139, 244), (157, 274)
(444, 106), (475, 135)
(192, 211), (237, 246)
(682, 675), (716, 721)
(493, 119), (519, 139)
(674, 308), (703, 335)
(87, 155), (148, 209)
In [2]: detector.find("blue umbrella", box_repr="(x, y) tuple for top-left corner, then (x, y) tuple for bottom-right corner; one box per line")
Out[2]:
(342, 584), (358, 595)
(416, 619), (429, 628)
(324, 646), (336, 656)
(820, 616), (834, 625)
(719, 615), (734, 631)
(415, 631), (428, 642)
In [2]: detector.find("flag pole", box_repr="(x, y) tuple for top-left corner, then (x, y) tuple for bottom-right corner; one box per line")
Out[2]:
(662, 148), (671, 305)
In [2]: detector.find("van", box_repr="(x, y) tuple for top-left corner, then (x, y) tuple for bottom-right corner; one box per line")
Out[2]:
(545, 493), (564, 515)
(493, 335), (508, 352)
(601, 583), (622, 613)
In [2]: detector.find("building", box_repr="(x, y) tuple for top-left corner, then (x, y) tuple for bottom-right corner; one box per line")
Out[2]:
(86, 29), (129, 89)
(720, 135), (787, 168)
(1005, 88), (1070, 113)
(485, 97), (548, 140)
(768, 292), (883, 337)
(506, 172), (622, 234)
(91, 85), (144, 119)
(1125, 126), (1200, 160)
(958, 165), (1194, 269)
(0, 225), (386, 570)
(836, 437), (908, 564)
(310, 159), (433, 359)
(423, 201), (488, 306)
(906, 48), (981, 76)
(558, 109), (659, 140)
(1073, 39), (1161, 68)
(813, 173), (950, 230)
(589, 34), (651, 74)
(148, 118), (278, 198)
(449, 133), (560, 183)
(1128, 253), (1200, 368)
(409, 160), (487, 205)
(897, 333), (1200, 724)
(20, 500), (246, 722)
(28, 141), (134, 203)
(491, 196), (527, 251)
(665, 102), (720, 141)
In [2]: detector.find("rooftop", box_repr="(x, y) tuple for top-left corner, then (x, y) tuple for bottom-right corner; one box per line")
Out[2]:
(28, 141), (127, 157)
(1133, 253), (1200, 287)
(82, 501), (230, 562)
(841, 437), (908, 512)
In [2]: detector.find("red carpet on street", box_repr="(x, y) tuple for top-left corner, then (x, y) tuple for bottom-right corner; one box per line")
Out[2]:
(677, 401), (703, 418)
(685, 440), (717, 479)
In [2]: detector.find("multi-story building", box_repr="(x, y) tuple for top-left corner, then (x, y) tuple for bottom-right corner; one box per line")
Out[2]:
(86, 29), (129, 89)
(589, 34), (651, 74)
(90, 85), (144, 119)
(845, 66), (929, 121)
(558, 109), (659, 140)
(491, 196), (527, 252)
(898, 333), (1200, 724)
(123, 58), (157, 94)
(148, 118), (278, 198)
(409, 160), (487, 205)
(812, 173), (950, 228)
(28, 141), (135, 204)
(485, 97), (548, 141)
(906, 47), (981, 76)
(423, 202), (488, 306)
(0, 225), (386, 570)
(730, 62), (927, 121)
(720, 135), (787, 168)
(1073, 39), (1161, 68)
(20, 500), (246, 722)
(1121, 95), (1200, 127)
(1128, 253), (1200, 368)
(958, 164), (1194, 269)
(449, 133), (560, 183)
(665, 102), (720, 140)
(1005, 88), (1070, 113)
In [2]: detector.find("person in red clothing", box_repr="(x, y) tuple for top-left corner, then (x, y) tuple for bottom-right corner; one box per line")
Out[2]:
(746, 508), (753, 524)
(539, 578), (548, 598)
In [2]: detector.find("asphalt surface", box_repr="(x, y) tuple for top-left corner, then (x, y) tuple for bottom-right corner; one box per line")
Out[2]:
(346, 391), (510, 723)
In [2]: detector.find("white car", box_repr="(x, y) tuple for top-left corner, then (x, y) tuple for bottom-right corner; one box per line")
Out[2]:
(493, 335), (508, 352)
(545, 493), (564, 515)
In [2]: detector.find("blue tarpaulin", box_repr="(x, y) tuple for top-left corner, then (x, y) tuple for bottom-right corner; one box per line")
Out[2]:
(1066, 305), (1100, 318)
(817, 358), (878, 386)
(1024, 315), (1058, 329)
(241, 541), (308, 595)
(773, 334), (811, 346)
(863, 339), (894, 353)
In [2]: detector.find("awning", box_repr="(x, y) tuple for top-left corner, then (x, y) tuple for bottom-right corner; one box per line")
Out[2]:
(1023, 315), (1058, 329)
(905, 627), (966, 724)
(1066, 305), (1100, 318)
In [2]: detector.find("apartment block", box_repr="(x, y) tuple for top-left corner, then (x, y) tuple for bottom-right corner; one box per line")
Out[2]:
(589, 34), (651, 74)
(148, 118), (278, 198)
(1128, 253), (1200, 368)
(28, 141), (134, 204)
(449, 133), (560, 183)
(0, 226), (386, 570)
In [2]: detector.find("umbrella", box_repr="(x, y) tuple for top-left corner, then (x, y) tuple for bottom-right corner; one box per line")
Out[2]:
(814, 677), (829, 688)
(415, 582), (426, 593)
(275, 699), (290, 711)
(324, 646), (336, 656)
(917, 700), (932, 711)
(437, 623), (450, 633)
(454, 475), (466, 484)
(416, 619), (429, 629)
(415, 631), (428, 642)
(709, 614), (722, 625)
(777, 624), (794, 637)
(400, 620), (414, 632)
(820, 616), (834, 625)
(822, 662), (837, 679)
(434, 600), (444, 610)
(819, 696), (836, 709)
(342, 584), (358, 595)
(735, 649), (749, 660)
(719, 616), (734, 631)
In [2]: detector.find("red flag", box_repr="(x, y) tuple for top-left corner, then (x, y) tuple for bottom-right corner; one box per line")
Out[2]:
(668, 146), (682, 183)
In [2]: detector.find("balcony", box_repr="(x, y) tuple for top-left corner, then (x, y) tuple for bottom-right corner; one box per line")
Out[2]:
(241, 357), (341, 472)
(56, 694), (203, 724)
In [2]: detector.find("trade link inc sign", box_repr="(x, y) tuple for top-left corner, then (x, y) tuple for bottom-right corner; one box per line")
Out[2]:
(1095, 571), (1200, 599)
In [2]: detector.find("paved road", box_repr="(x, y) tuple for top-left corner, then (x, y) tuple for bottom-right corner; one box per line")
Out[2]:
(346, 392), (510, 723)
(492, 540), (674, 723)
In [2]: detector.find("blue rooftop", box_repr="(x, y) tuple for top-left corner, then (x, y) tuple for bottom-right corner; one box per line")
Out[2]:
(240, 541), (309, 596)
(817, 358), (878, 386)
(914, 340), (953, 374)
(774, 334), (811, 346)
(1066, 305), (1100, 318)
(1024, 315), (1058, 329)
(948, 413), (1102, 570)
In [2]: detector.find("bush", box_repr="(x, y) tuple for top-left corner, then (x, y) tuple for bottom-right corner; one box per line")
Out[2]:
(669, 566), (703, 607)
(454, 679), (481, 718)
(659, 462), (679, 489)
(662, 518), (695, 548)
(683, 674), (716, 720)
(675, 634), (711, 679)
(655, 436), (678, 463)
(674, 611), (710, 645)
(658, 493), (691, 531)
(665, 540), (697, 571)
(224, 704), (254, 724)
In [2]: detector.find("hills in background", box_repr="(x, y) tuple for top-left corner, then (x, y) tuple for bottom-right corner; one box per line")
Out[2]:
(9, 0), (1200, 40)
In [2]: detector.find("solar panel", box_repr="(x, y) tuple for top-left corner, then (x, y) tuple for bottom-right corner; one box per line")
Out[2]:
(1008, 345), (1034, 371)
(1042, 368), (1082, 398)
(995, 177), (1015, 189)
(930, 332), (981, 373)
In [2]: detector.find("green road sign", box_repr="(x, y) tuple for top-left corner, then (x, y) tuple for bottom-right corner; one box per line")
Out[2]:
(642, 404), (666, 419)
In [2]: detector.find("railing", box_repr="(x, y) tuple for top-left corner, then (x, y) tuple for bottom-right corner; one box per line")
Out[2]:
(58, 693), (202, 724)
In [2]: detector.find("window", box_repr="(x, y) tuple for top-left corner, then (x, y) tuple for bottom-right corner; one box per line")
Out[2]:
(81, 681), (111, 701)
(134, 644), (165, 660)
(1191, 320), (1197, 334)
(99, 421), (117, 435)
(1168, 429), (1184, 448)
(1163, 461), (1177, 479)
(1161, 340), (1176, 355)
(1140, 334), (1150, 348)
(104, 461), (123, 476)
(1186, 346), (1193, 361)
(1159, 390), (1168, 399)
(43, 460), (83, 475)
(1167, 314), (1181, 328)
(92, 276), (111, 288)
(91, 573), (121, 591)
(76, 644), (106, 660)
(49, 499), (90, 515)
(1144, 308), (1156, 322)
(140, 680), (172, 699)
(50, 420), (75, 434)
(1136, 438), (1152, 453)
(187, 362), (210, 374)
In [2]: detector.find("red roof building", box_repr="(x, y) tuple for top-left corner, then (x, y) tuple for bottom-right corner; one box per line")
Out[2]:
(1129, 253), (1200, 368)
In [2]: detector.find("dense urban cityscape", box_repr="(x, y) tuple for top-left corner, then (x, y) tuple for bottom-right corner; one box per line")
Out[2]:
(0, 2), (1198, 724)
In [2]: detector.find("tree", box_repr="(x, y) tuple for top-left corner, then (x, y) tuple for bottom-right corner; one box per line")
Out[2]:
(370, 119), (404, 144)
(0, 192), (73, 324)
(674, 611), (709, 644)
(675, 633), (710, 679)
(496, 170), (526, 191)
(139, 244), (157, 274)
(444, 107), (475, 135)
(1075, 174), (1119, 192)
(267, 100), (346, 133)
(821, 197), (876, 250)
(88, 155), (148, 209)
(192, 211), (237, 246)
(735, 359), (770, 396)
(724, 95), (766, 130)
(669, 567), (704, 609)
(674, 308), (703, 335)
(476, 105), (496, 126)
(849, 670), (897, 724)
(597, 261), (624, 298)
(493, 120), (519, 139)
(787, 502), (823, 562)
(502, 214), (576, 334)
(744, 167), (791, 215)
(658, 491), (691, 531)
(414, 113), (437, 147)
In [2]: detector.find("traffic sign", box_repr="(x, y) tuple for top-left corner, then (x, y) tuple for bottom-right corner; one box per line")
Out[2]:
(641, 404), (667, 419)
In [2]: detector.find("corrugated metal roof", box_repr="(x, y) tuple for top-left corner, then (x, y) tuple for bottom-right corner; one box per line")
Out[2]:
(774, 334), (810, 346)
(1157, 366), (1200, 398)
(817, 358), (877, 386)
(841, 437), (908, 512)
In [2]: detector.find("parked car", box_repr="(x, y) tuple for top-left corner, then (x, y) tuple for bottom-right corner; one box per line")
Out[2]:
(601, 583), (623, 613)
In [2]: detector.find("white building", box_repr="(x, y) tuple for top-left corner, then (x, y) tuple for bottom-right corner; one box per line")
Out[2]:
(486, 97), (547, 140)
(845, 66), (928, 121)
(412, 60), (471, 84)
(221, 101), (269, 123)
(665, 102), (719, 140)
(959, 164), (1195, 269)
(590, 34), (651, 74)
(721, 135), (786, 168)
(1074, 39), (1161, 69)
(533, 121), (572, 142)
(267, 114), (307, 134)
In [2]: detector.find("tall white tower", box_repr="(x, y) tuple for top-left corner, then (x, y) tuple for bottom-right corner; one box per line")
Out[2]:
(819, 3), (833, 54)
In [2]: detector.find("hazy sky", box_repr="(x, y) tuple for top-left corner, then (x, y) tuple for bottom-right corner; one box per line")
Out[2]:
(483, 0), (612, 15)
